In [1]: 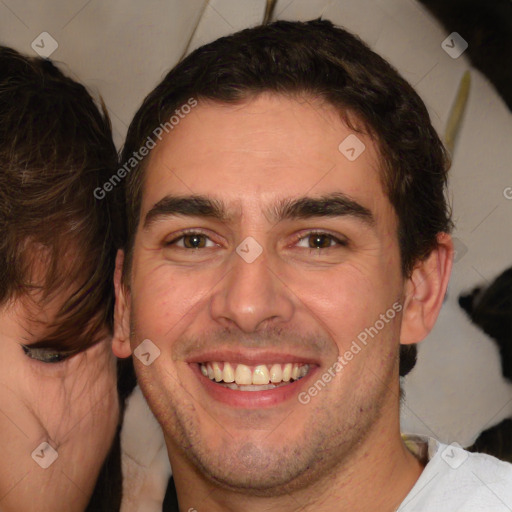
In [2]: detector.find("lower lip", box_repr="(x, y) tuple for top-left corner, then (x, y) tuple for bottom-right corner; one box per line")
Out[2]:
(190, 363), (317, 408)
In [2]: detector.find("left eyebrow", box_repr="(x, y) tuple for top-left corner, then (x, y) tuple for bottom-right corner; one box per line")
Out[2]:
(267, 192), (375, 227)
(143, 192), (375, 230)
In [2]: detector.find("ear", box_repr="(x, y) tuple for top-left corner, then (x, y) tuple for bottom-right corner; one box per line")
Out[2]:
(400, 232), (454, 345)
(112, 249), (133, 358)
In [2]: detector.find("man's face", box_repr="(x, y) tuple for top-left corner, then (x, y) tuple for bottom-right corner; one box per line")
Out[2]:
(121, 94), (407, 493)
(0, 293), (119, 512)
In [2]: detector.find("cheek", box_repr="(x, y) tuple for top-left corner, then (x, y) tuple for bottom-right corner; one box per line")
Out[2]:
(0, 350), (55, 440)
(0, 353), (119, 499)
(132, 264), (217, 339)
(31, 355), (118, 437)
(284, 260), (400, 353)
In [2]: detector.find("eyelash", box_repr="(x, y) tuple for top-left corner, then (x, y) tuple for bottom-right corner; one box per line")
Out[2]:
(292, 230), (348, 250)
(165, 229), (348, 250)
(165, 229), (218, 249)
(21, 344), (72, 364)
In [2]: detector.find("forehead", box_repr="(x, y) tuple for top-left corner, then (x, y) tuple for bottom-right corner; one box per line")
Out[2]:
(141, 93), (390, 225)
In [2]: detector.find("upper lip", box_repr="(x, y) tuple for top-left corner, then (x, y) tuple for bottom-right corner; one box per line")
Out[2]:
(185, 349), (321, 366)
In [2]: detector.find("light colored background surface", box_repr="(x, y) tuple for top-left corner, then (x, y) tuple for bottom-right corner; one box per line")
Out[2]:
(1, 0), (511, 447)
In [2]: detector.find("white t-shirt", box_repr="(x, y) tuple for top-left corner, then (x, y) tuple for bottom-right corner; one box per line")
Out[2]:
(398, 434), (512, 511)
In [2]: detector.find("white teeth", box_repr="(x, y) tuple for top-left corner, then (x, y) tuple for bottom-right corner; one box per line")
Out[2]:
(223, 383), (278, 391)
(235, 364), (252, 385)
(199, 362), (310, 387)
(252, 365), (270, 385)
(269, 364), (283, 383)
(213, 362), (223, 382)
(223, 362), (235, 383)
(282, 363), (292, 382)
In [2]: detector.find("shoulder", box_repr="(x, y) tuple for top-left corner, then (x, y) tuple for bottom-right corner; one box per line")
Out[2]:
(400, 435), (512, 511)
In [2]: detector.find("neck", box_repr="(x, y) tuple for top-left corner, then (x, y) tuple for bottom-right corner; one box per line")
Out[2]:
(168, 413), (425, 512)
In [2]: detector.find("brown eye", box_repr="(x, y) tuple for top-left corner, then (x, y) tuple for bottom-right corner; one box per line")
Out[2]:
(165, 231), (217, 249)
(308, 234), (333, 249)
(182, 234), (207, 248)
(296, 231), (347, 250)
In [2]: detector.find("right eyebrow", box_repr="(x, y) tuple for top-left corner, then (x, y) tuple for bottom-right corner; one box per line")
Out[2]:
(143, 195), (231, 230)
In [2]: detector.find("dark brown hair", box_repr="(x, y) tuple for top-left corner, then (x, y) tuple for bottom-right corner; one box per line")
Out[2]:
(0, 46), (121, 352)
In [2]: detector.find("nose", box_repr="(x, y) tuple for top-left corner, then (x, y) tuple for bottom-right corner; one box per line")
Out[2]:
(210, 245), (295, 333)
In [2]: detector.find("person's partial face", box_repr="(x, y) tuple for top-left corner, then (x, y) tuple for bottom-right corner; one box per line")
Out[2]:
(0, 293), (118, 512)
(115, 94), (415, 492)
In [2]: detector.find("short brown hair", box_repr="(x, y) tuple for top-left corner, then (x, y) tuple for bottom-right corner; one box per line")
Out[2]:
(0, 46), (121, 352)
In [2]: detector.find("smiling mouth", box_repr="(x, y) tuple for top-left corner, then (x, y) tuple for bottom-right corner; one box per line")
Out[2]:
(199, 362), (310, 391)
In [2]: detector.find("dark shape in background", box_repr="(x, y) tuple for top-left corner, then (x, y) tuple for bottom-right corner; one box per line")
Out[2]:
(469, 418), (512, 464)
(459, 267), (512, 381)
(459, 266), (512, 462)
(419, 0), (512, 110)
(400, 345), (418, 377)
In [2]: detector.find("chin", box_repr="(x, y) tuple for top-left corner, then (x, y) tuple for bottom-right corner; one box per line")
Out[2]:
(184, 437), (325, 497)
